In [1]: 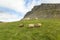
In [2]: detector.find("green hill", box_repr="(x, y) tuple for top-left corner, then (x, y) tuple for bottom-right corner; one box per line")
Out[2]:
(0, 19), (60, 40)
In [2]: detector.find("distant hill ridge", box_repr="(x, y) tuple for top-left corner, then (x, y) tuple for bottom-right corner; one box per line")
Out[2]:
(24, 3), (60, 19)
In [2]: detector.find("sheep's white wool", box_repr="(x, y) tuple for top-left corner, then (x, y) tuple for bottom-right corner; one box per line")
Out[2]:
(29, 24), (34, 27)
(35, 17), (38, 20)
(38, 23), (42, 26)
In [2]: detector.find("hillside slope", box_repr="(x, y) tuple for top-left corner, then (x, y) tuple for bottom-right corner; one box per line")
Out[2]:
(24, 3), (60, 19)
(0, 19), (60, 40)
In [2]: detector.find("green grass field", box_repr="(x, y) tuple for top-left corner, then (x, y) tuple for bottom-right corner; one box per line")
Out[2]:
(0, 19), (60, 40)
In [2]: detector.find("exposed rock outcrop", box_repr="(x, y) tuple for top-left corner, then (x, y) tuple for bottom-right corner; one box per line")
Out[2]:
(24, 3), (60, 19)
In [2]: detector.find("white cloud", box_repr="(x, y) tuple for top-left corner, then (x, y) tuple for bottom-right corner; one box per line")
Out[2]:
(0, 0), (27, 13)
(0, 12), (22, 22)
(0, 0), (27, 22)
(0, 0), (41, 14)
(42, 0), (60, 3)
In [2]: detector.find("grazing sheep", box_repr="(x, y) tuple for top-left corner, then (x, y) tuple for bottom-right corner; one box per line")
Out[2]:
(34, 23), (42, 27)
(35, 17), (38, 20)
(19, 24), (24, 27)
(28, 24), (35, 28)
(24, 18), (30, 20)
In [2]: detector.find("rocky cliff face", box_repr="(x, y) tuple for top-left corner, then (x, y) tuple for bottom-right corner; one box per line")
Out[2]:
(24, 3), (60, 19)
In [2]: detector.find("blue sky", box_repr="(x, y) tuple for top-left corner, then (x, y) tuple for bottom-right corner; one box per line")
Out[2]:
(0, 0), (60, 22)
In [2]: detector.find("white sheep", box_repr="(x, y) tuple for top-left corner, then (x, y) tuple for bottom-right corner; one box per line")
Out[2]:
(28, 24), (35, 28)
(34, 23), (42, 27)
(35, 17), (38, 20)
(28, 23), (42, 28)
(24, 18), (30, 20)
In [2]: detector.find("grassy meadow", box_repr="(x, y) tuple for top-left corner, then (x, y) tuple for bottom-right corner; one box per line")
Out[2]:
(0, 19), (60, 40)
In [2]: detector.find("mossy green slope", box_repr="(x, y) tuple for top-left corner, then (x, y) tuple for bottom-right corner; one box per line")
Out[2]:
(0, 19), (60, 40)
